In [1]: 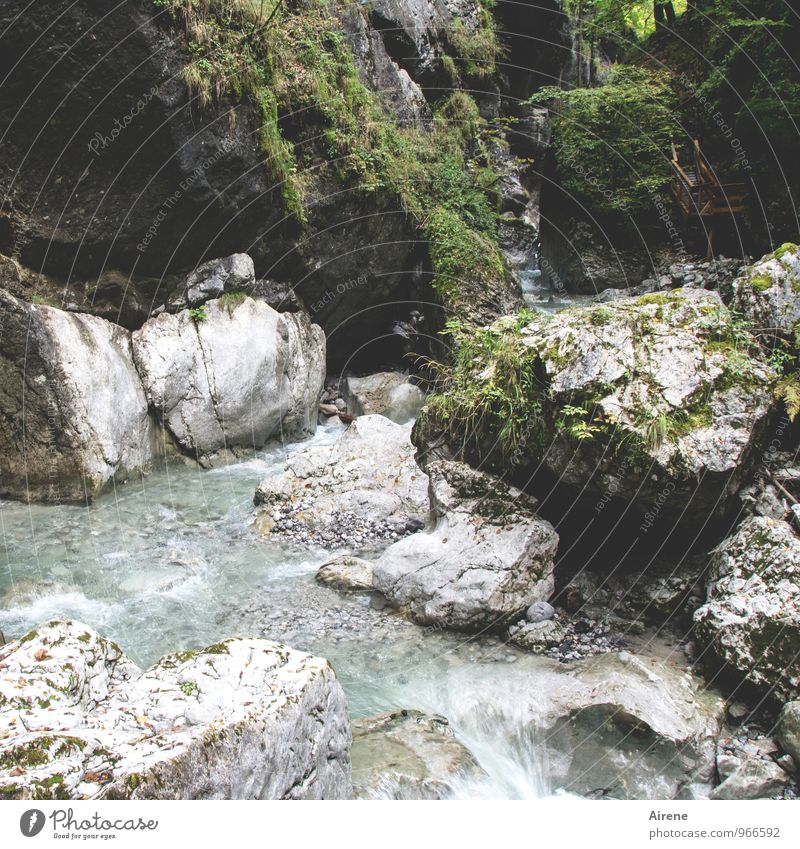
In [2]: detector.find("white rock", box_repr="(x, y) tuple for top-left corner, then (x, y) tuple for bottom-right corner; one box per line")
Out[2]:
(0, 290), (153, 503)
(711, 753), (787, 799)
(254, 414), (429, 532)
(372, 460), (558, 630)
(316, 556), (375, 593)
(418, 289), (775, 522)
(351, 709), (483, 799)
(132, 298), (324, 462)
(444, 650), (725, 798)
(0, 620), (351, 799)
(526, 600), (555, 623)
(727, 243), (800, 338)
(343, 372), (425, 423)
(694, 516), (800, 702)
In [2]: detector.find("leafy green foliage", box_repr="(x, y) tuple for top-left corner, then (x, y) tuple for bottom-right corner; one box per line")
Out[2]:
(536, 65), (678, 215)
(557, 404), (605, 441)
(444, 2), (501, 80)
(188, 305), (208, 323)
(775, 374), (800, 422)
(424, 313), (543, 462)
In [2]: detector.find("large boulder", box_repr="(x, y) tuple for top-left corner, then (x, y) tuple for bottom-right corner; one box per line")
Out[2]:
(693, 516), (800, 703)
(342, 372), (425, 423)
(0, 620), (351, 800)
(253, 415), (429, 540)
(419, 289), (776, 522)
(0, 290), (153, 503)
(726, 243), (800, 340)
(442, 650), (725, 798)
(351, 709), (483, 799)
(132, 297), (324, 463)
(372, 460), (558, 630)
(543, 653), (725, 798)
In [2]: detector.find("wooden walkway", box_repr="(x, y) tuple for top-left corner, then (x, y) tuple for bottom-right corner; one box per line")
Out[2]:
(671, 140), (747, 217)
(670, 140), (747, 257)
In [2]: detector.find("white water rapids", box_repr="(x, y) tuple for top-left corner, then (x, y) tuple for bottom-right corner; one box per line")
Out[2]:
(0, 423), (682, 799)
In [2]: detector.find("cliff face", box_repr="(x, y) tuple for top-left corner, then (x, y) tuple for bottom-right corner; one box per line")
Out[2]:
(0, 0), (563, 365)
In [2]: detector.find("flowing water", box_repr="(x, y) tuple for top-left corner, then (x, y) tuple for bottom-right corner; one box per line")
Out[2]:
(0, 423), (677, 799)
(520, 269), (595, 313)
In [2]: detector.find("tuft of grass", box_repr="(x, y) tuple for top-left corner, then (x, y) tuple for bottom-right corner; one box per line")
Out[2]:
(220, 291), (249, 315)
(424, 312), (545, 463)
(443, 2), (501, 80)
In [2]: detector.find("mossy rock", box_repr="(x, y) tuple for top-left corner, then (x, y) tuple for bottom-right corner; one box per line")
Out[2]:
(419, 290), (776, 521)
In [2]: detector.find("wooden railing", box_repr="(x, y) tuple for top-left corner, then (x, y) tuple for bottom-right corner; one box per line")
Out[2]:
(670, 140), (747, 218)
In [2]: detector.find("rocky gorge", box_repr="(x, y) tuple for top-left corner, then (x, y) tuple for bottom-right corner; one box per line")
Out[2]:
(1, 0), (800, 804)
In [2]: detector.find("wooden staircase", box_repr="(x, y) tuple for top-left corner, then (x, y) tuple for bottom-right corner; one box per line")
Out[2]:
(670, 139), (748, 257)
(671, 139), (747, 218)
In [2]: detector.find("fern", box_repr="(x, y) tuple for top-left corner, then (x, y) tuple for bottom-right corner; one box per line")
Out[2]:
(775, 374), (800, 421)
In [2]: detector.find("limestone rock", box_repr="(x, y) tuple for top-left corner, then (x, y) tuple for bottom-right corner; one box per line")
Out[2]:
(351, 709), (482, 799)
(694, 516), (800, 702)
(132, 298), (324, 462)
(418, 289), (776, 523)
(168, 254), (255, 309)
(526, 291), (774, 515)
(254, 415), (429, 535)
(372, 460), (558, 630)
(316, 556), (375, 594)
(342, 372), (425, 423)
(0, 620), (351, 800)
(543, 652), (725, 798)
(527, 600), (556, 623)
(711, 753), (787, 800)
(508, 619), (566, 653)
(726, 243), (800, 340)
(0, 290), (153, 503)
(446, 650), (725, 798)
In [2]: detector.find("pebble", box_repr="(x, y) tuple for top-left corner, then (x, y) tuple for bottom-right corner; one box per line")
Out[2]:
(266, 498), (420, 550)
(526, 600), (555, 623)
(545, 614), (626, 663)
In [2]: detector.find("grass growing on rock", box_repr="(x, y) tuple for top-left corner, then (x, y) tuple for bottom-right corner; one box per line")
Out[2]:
(422, 295), (775, 470)
(424, 310), (544, 462)
(444, 1), (501, 80)
(152, 0), (509, 311)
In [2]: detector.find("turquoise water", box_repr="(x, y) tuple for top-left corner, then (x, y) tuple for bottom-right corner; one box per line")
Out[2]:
(0, 424), (689, 799)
